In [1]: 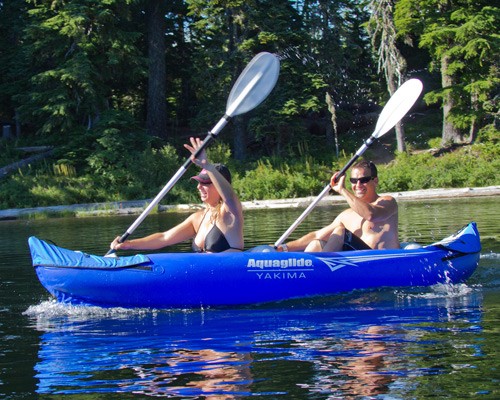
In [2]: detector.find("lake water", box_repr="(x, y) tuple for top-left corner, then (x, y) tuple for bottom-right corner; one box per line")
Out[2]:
(1, 197), (499, 399)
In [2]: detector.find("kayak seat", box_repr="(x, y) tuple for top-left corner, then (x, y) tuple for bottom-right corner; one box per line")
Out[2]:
(401, 242), (423, 250)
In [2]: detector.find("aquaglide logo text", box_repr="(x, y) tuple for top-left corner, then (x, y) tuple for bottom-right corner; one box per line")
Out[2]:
(247, 258), (313, 269)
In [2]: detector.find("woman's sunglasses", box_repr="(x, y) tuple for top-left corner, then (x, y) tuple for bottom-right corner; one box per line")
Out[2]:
(349, 176), (373, 185)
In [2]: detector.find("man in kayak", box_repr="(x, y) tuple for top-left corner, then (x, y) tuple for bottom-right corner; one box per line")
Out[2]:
(276, 160), (399, 252)
(110, 137), (244, 253)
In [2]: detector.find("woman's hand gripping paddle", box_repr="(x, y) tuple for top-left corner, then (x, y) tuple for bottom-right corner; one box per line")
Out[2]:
(272, 78), (423, 250)
(106, 52), (280, 256)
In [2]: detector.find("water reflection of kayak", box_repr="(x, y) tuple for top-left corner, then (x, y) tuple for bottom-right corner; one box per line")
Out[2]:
(29, 291), (483, 397)
(28, 222), (481, 308)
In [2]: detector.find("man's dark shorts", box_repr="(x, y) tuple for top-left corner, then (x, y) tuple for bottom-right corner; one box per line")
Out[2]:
(342, 230), (371, 251)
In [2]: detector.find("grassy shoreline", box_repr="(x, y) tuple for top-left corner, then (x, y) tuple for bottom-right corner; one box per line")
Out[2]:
(1, 186), (499, 221)
(2, 112), (498, 211)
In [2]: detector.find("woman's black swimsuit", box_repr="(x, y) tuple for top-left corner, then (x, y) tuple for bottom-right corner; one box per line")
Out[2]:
(192, 212), (243, 253)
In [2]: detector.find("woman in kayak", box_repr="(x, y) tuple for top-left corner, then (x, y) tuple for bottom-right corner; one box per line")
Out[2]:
(110, 137), (244, 253)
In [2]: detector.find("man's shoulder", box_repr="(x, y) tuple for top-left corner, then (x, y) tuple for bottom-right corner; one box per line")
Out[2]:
(375, 194), (397, 204)
(337, 208), (359, 221)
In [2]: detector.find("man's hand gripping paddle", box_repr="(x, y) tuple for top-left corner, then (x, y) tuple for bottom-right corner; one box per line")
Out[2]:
(270, 79), (423, 250)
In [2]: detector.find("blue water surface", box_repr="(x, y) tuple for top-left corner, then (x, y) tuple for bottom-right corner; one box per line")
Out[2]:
(22, 284), (488, 398)
(1, 197), (499, 398)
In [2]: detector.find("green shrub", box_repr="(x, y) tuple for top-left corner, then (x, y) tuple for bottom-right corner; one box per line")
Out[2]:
(477, 124), (500, 144)
(206, 142), (232, 165)
(378, 143), (500, 192)
(0, 141), (23, 166)
(233, 158), (329, 201)
(86, 110), (150, 185)
(1, 109), (498, 211)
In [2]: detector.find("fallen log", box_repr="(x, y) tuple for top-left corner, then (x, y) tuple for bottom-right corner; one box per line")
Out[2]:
(0, 148), (55, 179)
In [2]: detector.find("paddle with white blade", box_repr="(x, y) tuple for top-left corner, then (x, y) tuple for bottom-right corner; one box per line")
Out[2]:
(272, 78), (423, 250)
(106, 52), (280, 256)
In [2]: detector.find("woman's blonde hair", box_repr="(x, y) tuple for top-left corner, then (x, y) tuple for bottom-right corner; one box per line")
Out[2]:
(209, 200), (223, 224)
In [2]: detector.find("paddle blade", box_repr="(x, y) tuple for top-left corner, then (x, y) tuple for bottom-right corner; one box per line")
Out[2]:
(373, 78), (423, 139)
(226, 52), (280, 117)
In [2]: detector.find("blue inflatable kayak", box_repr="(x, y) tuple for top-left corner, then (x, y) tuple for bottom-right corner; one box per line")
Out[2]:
(28, 222), (481, 308)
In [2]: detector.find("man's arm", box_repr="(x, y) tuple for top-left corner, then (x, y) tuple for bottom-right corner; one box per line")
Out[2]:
(276, 218), (342, 252)
(331, 174), (397, 222)
(340, 190), (397, 222)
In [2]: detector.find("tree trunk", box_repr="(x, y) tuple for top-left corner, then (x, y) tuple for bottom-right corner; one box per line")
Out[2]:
(225, 8), (247, 160)
(394, 121), (405, 152)
(367, 0), (407, 152)
(325, 92), (337, 156)
(146, 0), (167, 138)
(441, 54), (465, 145)
(15, 109), (21, 137)
(233, 116), (246, 161)
(468, 88), (479, 143)
(387, 74), (406, 152)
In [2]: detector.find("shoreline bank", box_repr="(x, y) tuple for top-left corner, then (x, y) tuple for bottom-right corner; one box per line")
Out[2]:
(1, 186), (499, 221)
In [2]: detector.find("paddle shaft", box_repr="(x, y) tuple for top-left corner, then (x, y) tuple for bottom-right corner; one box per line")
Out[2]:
(273, 79), (423, 249)
(104, 132), (218, 255)
(105, 56), (278, 256)
(112, 73), (263, 243)
(114, 131), (218, 243)
(273, 134), (376, 248)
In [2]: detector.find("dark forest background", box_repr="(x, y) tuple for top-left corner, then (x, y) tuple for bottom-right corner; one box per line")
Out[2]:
(0, 1), (498, 208)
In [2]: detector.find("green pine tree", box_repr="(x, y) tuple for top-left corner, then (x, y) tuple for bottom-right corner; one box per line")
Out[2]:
(395, 0), (499, 145)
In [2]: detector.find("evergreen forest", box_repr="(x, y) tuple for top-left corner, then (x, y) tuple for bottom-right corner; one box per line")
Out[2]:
(0, 0), (498, 209)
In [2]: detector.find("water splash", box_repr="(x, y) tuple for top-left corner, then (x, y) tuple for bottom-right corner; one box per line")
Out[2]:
(23, 300), (155, 319)
(396, 283), (475, 301)
(480, 252), (500, 260)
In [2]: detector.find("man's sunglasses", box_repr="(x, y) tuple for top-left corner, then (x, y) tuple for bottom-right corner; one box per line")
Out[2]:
(349, 176), (373, 185)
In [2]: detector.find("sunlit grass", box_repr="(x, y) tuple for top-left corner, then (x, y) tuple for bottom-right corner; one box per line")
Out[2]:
(1, 112), (498, 213)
